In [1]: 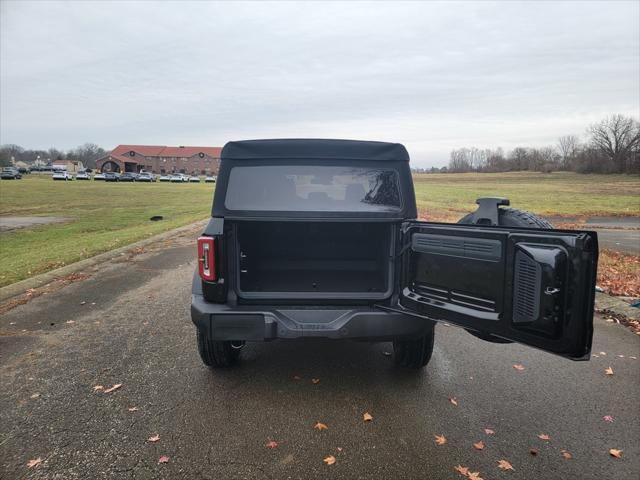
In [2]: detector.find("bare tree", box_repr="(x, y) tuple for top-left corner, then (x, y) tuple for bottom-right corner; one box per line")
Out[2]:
(557, 135), (580, 169)
(587, 114), (640, 173)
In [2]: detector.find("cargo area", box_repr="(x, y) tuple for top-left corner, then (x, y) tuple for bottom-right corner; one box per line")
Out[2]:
(235, 221), (393, 298)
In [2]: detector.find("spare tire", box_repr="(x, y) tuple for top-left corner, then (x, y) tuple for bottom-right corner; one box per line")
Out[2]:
(458, 207), (553, 229)
(458, 207), (552, 344)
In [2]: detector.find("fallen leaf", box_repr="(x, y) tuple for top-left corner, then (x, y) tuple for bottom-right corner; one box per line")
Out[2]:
(497, 459), (514, 470)
(630, 356), (637, 360)
(337, 447), (343, 452)
(599, 351), (607, 356)
(323, 455), (336, 465)
(592, 354), (600, 358)
(314, 422), (328, 431)
(538, 433), (550, 441)
(27, 458), (42, 468)
(128, 407), (139, 412)
(603, 415), (614, 422)
(617, 354), (625, 358)
(104, 383), (122, 393)
(605, 367), (614, 376)
(265, 440), (279, 449)
(311, 378), (320, 384)
(66, 320), (75, 324)
(468, 472), (484, 480)
(484, 428), (495, 435)
(449, 397), (458, 406)
(473, 440), (485, 450)
(529, 448), (539, 456)
(513, 364), (525, 371)
(454, 465), (470, 476)
(30, 393), (40, 399)
(363, 412), (373, 422)
(434, 434), (447, 446)
(561, 449), (572, 460)
(80, 301), (86, 305)
(93, 385), (104, 392)
(158, 455), (170, 464)
(609, 448), (623, 458)
(148, 434), (160, 443)
(293, 375), (301, 380)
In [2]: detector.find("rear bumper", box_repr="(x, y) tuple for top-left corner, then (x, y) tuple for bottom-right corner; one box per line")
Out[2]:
(191, 294), (432, 341)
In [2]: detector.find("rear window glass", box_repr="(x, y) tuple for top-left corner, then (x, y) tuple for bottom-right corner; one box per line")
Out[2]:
(224, 165), (402, 212)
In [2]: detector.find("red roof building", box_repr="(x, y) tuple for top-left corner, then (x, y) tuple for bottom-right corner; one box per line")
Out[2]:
(96, 144), (222, 174)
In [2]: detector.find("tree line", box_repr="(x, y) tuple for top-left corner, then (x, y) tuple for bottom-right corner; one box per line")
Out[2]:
(0, 143), (106, 169)
(446, 114), (639, 174)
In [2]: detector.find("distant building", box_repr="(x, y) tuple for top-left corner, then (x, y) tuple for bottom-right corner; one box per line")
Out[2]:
(95, 145), (222, 174)
(52, 159), (84, 173)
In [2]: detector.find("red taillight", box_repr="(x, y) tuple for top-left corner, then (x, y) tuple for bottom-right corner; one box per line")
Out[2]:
(197, 236), (217, 281)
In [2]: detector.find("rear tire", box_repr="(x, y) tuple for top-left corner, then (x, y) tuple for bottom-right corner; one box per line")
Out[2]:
(393, 325), (435, 369)
(196, 330), (240, 367)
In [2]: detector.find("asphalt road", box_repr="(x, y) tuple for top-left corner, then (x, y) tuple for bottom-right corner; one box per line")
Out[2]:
(1, 233), (639, 480)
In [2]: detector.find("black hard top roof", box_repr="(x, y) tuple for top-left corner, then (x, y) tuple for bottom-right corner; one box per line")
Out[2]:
(220, 139), (409, 162)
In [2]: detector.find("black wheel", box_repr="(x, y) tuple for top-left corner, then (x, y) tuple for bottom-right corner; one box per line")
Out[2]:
(458, 207), (553, 229)
(393, 324), (435, 369)
(196, 330), (240, 367)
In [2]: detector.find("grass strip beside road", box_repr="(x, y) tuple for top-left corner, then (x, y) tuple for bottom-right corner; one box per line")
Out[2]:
(0, 177), (212, 287)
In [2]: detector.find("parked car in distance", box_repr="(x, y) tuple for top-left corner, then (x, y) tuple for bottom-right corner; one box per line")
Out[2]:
(1, 167), (22, 179)
(104, 172), (120, 182)
(137, 172), (156, 182)
(75, 171), (90, 180)
(170, 173), (188, 183)
(94, 172), (106, 181)
(52, 170), (73, 181)
(189, 175), (201, 183)
(192, 139), (599, 370)
(17, 167), (30, 174)
(119, 172), (138, 182)
(204, 175), (217, 183)
(159, 174), (171, 182)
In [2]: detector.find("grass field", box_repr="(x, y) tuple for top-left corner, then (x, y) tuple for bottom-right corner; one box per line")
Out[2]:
(413, 171), (640, 222)
(0, 176), (213, 287)
(0, 172), (639, 289)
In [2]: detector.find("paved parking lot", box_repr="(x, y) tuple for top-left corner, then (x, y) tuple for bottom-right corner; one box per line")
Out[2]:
(1, 233), (639, 479)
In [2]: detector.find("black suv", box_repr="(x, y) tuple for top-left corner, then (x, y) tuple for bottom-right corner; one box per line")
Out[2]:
(191, 140), (598, 369)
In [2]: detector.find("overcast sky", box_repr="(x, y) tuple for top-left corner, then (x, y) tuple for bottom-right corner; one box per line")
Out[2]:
(1, 1), (638, 166)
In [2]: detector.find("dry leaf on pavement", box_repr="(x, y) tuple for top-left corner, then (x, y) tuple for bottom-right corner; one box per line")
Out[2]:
(561, 450), (572, 459)
(311, 378), (320, 384)
(609, 449), (623, 458)
(363, 412), (373, 422)
(293, 375), (301, 380)
(265, 440), (279, 449)
(449, 397), (458, 406)
(323, 455), (336, 465)
(26, 458), (42, 468)
(454, 465), (469, 476)
(314, 422), (328, 431)
(30, 393), (40, 399)
(158, 455), (170, 464)
(473, 441), (485, 450)
(512, 364), (525, 371)
(468, 472), (484, 480)
(128, 407), (139, 412)
(93, 385), (104, 392)
(484, 428), (495, 435)
(538, 433), (550, 441)
(104, 384), (122, 393)
(497, 459), (514, 470)
(605, 367), (614, 376)
(599, 351), (607, 356)
(529, 448), (538, 456)
(434, 434), (447, 445)
(603, 415), (614, 422)
(148, 434), (160, 443)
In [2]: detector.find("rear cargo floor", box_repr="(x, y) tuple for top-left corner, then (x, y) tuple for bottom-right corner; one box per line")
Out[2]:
(236, 221), (393, 297)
